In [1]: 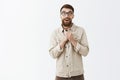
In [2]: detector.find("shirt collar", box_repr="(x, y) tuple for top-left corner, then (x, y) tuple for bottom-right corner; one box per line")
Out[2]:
(59, 23), (75, 32)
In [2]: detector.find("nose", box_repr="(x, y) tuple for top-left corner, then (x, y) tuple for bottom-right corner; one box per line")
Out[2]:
(64, 14), (69, 17)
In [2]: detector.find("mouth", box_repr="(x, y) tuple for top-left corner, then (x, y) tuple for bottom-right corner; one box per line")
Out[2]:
(64, 18), (70, 22)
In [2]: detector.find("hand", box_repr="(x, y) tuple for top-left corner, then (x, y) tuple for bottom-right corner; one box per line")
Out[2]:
(65, 31), (77, 47)
(65, 31), (73, 41)
(60, 37), (68, 49)
(63, 36), (68, 42)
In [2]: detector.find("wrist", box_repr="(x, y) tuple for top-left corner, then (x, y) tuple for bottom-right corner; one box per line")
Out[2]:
(70, 38), (77, 47)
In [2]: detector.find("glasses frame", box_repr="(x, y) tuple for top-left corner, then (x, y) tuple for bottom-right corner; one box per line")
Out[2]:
(61, 11), (74, 16)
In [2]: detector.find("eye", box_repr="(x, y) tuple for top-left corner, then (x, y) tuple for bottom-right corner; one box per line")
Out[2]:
(61, 11), (73, 16)
(61, 11), (66, 15)
(68, 11), (73, 14)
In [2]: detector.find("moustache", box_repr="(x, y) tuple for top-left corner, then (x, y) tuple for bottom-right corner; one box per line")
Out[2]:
(63, 18), (71, 21)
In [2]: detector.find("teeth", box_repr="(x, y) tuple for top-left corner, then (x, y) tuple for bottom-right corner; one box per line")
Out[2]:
(65, 19), (69, 21)
(65, 18), (69, 20)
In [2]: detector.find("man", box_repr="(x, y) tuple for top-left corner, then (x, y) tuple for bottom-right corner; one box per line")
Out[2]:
(49, 4), (89, 80)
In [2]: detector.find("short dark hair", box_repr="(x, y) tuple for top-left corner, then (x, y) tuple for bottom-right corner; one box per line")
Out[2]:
(60, 4), (74, 13)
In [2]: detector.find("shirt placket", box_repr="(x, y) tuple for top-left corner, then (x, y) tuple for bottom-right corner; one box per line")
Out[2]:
(65, 42), (72, 77)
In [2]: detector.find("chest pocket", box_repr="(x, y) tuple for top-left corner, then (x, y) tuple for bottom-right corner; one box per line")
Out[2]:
(56, 33), (65, 43)
(73, 32), (82, 43)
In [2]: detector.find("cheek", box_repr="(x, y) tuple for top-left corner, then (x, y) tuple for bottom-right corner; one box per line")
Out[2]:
(60, 16), (64, 20)
(70, 15), (74, 19)
(71, 15), (74, 19)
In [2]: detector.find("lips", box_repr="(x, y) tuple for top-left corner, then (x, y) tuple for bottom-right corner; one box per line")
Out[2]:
(64, 18), (70, 22)
(65, 19), (69, 22)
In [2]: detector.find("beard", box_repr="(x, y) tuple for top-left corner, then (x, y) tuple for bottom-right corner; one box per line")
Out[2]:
(62, 18), (72, 27)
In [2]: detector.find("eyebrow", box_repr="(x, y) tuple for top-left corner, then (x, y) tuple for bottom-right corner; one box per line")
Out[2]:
(61, 10), (73, 12)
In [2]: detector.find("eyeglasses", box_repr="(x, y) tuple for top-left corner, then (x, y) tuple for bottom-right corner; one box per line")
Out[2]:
(61, 11), (73, 16)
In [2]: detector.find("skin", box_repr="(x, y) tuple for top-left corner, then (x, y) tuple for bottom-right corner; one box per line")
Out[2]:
(59, 8), (77, 49)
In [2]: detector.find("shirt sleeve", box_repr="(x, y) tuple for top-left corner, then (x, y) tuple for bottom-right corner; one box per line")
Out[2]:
(49, 31), (64, 59)
(74, 28), (89, 57)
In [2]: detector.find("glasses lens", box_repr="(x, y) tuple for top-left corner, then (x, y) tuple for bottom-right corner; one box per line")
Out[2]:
(61, 11), (73, 16)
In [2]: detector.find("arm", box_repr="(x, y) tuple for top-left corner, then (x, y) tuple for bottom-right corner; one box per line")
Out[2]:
(66, 29), (89, 57)
(49, 31), (67, 59)
(74, 29), (89, 57)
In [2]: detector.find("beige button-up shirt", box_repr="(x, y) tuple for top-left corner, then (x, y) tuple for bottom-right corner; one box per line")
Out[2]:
(49, 24), (89, 78)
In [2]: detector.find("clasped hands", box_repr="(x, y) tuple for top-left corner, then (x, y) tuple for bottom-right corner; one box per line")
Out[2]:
(64, 31), (74, 42)
(60, 30), (77, 49)
(64, 31), (77, 47)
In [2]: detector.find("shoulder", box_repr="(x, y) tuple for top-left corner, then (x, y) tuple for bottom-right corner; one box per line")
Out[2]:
(51, 27), (61, 36)
(73, 24), (85, 33)
(53, 27), (61, 33)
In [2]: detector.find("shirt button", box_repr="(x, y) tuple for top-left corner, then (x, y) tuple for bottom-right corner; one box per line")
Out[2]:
(66, 56), (68, 58)
(67, 65), (69, 67)
(68, 45), (69, 48)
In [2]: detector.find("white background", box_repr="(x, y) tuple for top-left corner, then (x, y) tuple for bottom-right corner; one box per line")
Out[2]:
(0, 0), (120, 80)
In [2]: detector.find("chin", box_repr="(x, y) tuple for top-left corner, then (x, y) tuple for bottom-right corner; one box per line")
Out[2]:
(63, 23), (71, 26)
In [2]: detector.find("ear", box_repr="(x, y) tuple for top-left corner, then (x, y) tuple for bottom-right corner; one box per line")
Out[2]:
(60, 14), (62, 19)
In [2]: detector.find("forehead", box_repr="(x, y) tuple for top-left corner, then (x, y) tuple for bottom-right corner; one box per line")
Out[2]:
(61, 8), (73, 12)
